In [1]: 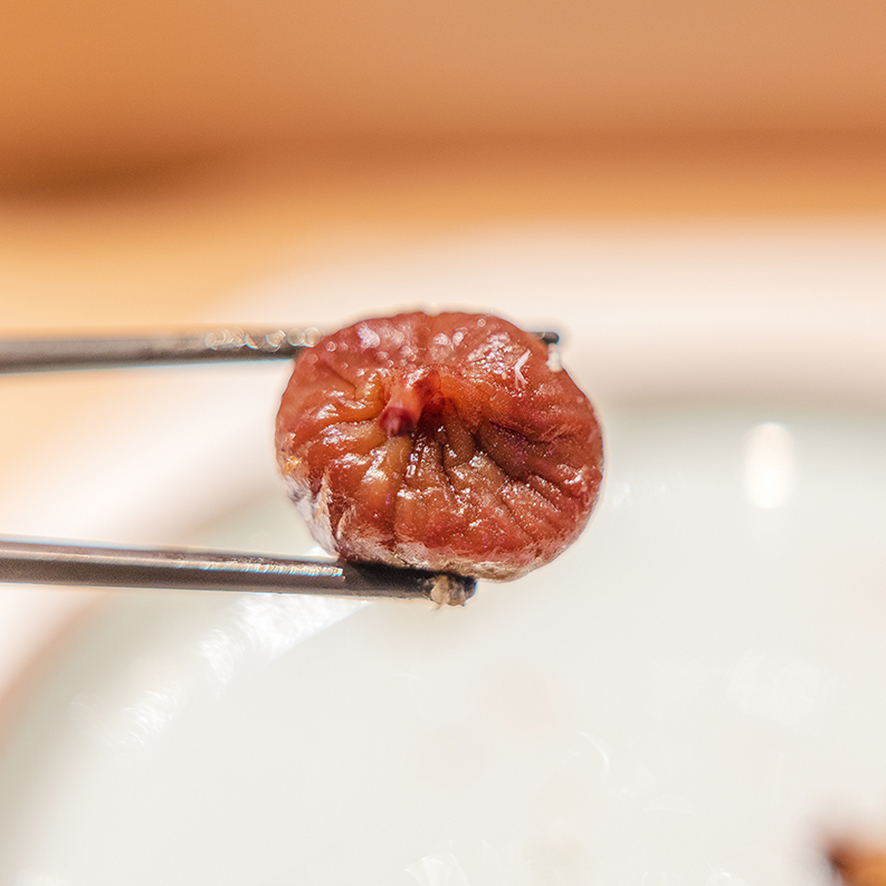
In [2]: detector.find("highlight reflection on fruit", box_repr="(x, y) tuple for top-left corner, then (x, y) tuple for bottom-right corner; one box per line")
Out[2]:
(275, 311), (604, 580)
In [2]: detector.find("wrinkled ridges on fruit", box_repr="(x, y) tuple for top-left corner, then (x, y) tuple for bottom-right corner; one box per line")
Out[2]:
(275, 311), (604, 580)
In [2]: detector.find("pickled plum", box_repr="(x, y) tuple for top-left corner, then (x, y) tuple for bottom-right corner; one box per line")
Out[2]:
(275, 311), (604, 581)
(829, 841), (886, 886)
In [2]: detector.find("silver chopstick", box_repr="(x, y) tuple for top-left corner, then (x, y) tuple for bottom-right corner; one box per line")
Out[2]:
(0, 327), (561, 373)
(0, 537), (476, 604)
(0, 327), (320, 374)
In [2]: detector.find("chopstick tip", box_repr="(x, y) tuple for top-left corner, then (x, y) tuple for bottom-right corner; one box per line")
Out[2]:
(429, 573), (477, 607)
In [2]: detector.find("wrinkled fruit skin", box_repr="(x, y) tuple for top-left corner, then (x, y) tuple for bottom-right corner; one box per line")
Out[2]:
(275, 312), (604, 580)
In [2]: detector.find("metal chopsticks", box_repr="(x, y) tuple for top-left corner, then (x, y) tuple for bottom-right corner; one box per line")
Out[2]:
(0, 327), (317, 374)
(0, 538), (476, 604)
(0, 326), (560, 374)
(0, 322), (560, 601)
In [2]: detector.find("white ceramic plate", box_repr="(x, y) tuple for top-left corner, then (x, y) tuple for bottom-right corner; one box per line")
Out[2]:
(0, 221), (885, 886)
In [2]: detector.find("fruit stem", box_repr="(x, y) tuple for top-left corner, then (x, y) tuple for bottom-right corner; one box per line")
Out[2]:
(379, 375), (433, 436)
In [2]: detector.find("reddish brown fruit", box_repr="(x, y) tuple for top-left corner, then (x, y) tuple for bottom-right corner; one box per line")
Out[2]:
(829, 840), (886, 886)
(275, 311), (604, 580)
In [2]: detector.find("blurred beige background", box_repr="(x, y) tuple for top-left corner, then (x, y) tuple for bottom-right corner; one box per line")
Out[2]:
(2, 0), (886, 325)
(2, 0), (886, 180)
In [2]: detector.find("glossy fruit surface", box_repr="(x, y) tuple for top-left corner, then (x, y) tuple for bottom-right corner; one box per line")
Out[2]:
(275, 311), (603, 580)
